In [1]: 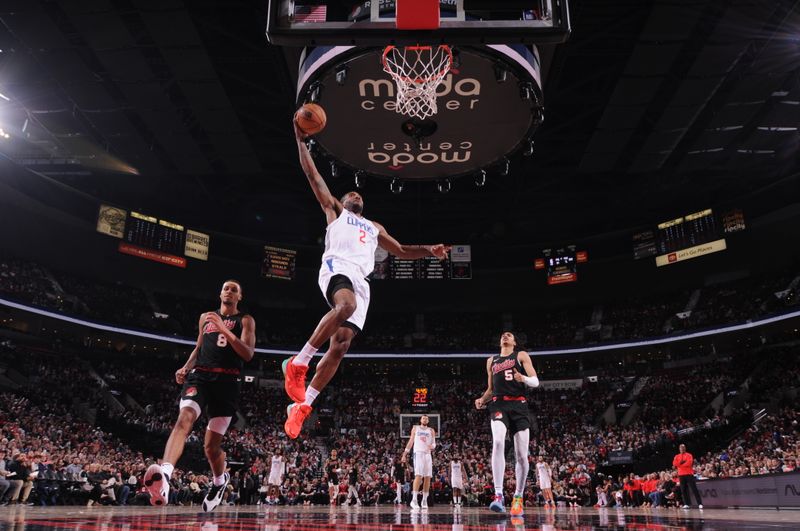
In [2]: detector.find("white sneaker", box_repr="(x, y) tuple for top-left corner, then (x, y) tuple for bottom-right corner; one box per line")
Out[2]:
(144, 463), (169, 506)
(202, 472), (230, 512)
(421, 500), (429, 510)
(698, 504), (703, 509)
(410, 499), (420, 510)
(682, 505), (689, 509)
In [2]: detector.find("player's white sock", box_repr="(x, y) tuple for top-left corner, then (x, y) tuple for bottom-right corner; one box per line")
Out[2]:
(303, 386), (320, 406)
(213, 473), (226, 486)
(160, 462), (174, 480)
(293, 343), (317, 366)
(412, 491), (418, 501)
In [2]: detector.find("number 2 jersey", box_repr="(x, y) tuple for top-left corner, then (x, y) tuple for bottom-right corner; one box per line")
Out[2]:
(321, 209), (379, 279)
(195, 310), (246, 378)
(491, 350), (527, 398)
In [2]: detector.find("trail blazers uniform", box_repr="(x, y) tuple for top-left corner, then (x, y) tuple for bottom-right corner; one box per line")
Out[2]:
(488, 351), (531, 434)
(180, 311), (246, 419)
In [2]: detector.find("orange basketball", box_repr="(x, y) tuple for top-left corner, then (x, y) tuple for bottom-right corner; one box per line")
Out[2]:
(295, 103), (327, 135)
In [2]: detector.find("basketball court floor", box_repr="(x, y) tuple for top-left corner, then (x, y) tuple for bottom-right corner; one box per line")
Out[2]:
(0, 505), (797, 530)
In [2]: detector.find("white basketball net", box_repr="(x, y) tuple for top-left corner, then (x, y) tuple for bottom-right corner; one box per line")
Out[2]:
(382, 45), (453, 120)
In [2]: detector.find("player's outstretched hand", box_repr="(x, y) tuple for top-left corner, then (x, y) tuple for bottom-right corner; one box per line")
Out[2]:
(175, 366), (189, 385)
(293, 118), (308, 141)
(430, 244), (451, 260)
(512, 369), (526, 383)
(474, 398), (486, 410)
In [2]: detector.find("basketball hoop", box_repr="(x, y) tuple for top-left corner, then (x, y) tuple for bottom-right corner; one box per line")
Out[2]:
(382, 45), (453, 120)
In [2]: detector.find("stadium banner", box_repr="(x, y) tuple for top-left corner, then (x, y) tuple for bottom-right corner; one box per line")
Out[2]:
(538, 378), (583, 390)
(118, 242), (187, 268)
(96, 204), (127, 238)
(655, 238), (727, 267)
(699, 471), (800, 508)
(184, 229), (210, 261)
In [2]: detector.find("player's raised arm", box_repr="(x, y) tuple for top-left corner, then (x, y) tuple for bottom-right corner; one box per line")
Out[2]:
(373, 222), (450, 260)
(294, 121), (342, 223)
(475, 356), (493, 409)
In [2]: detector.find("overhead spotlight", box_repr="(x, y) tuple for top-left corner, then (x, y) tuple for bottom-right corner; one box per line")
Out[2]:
(335, 65), (348, 86)
(474, 170), (486, 187)
(390, 178), (403, 194)
(519, 82), (533, 100)
(354, 170), (366, 189)
(494, 65), (508, 83)
(500, 158), (510, 176)
(523, 140), (535, 157)
(437, 179), (451, 194)
(308, 82), (322, 103)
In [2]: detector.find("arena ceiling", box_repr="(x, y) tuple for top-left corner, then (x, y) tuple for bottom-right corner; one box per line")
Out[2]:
(1, 0), (799, 249)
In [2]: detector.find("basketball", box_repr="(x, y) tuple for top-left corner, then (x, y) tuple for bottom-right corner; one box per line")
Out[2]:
(295, 103), (327, 135)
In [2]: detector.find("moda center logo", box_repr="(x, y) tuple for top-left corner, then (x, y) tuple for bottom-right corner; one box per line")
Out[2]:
(299, 45), (542, 180)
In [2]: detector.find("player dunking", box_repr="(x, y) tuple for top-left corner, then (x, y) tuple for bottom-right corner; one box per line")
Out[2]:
(144, 280), (255, 512)
(475, 332), (539, 515)
(402, 415), (436, 510)
(283, 122), (449, 438)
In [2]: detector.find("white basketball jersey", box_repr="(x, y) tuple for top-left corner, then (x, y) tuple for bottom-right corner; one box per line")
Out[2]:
(413, 426), (433, 453)
(321, 209), (379, 278)
(536, 462), (550, 479)
(451, 461), (461, 478)
(271, 456), (284, 476)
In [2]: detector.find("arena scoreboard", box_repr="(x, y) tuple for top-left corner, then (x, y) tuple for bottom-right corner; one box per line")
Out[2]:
(411, 387), (430, 411)
(534, 246), (587, 285)
(96, 205), (210, 268)
(372, 245), (472, 280)
(632, 208), (745, 266)
(261, 246), (297, 280)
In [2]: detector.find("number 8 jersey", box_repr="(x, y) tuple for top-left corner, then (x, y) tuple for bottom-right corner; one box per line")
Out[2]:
(196, 311), (245, 376)
(321, 210), (379, 279)
(491, 351), (527, 398)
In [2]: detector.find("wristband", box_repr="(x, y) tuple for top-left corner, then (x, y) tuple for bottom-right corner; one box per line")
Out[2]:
(522, 375), (540, 388)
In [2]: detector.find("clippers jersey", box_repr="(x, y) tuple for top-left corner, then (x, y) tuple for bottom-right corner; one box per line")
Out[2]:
(196, 311), (246, 375)
(491, 351), (527, 398)
(321, 209), (379, 278)
(413, 426), (434, 453)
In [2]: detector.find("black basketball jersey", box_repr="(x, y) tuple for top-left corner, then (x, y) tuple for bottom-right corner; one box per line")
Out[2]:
(327, 458), (340, 481)
(491, 351), (527, 398)
(196, 310), (246, 374)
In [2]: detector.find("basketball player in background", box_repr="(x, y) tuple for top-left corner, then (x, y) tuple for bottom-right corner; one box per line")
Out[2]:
(283, 121), (450, 438)
(325, 449), (342, 506)
(536, 455), (555, 507)
(391, 456), (406, 504)
(401, 415), (436, 510)
(268, 449), (286, 488)
(144, 280), (255, 512)
(450, 455), (465, 508)
(475, 332), (539, 515)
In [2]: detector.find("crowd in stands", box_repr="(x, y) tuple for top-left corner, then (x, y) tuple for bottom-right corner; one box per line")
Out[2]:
(0, 337), (796, 508)
(1, 256), (799, 351)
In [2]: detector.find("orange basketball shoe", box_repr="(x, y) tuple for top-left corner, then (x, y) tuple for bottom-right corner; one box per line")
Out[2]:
(510, 495), (524, 516)
(282, 356), (307, 403)
(285, 403), (312, 439)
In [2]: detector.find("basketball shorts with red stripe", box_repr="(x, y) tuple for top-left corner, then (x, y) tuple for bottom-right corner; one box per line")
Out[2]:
(488, 400), (531, 434)
(180, 370), (242, 418)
